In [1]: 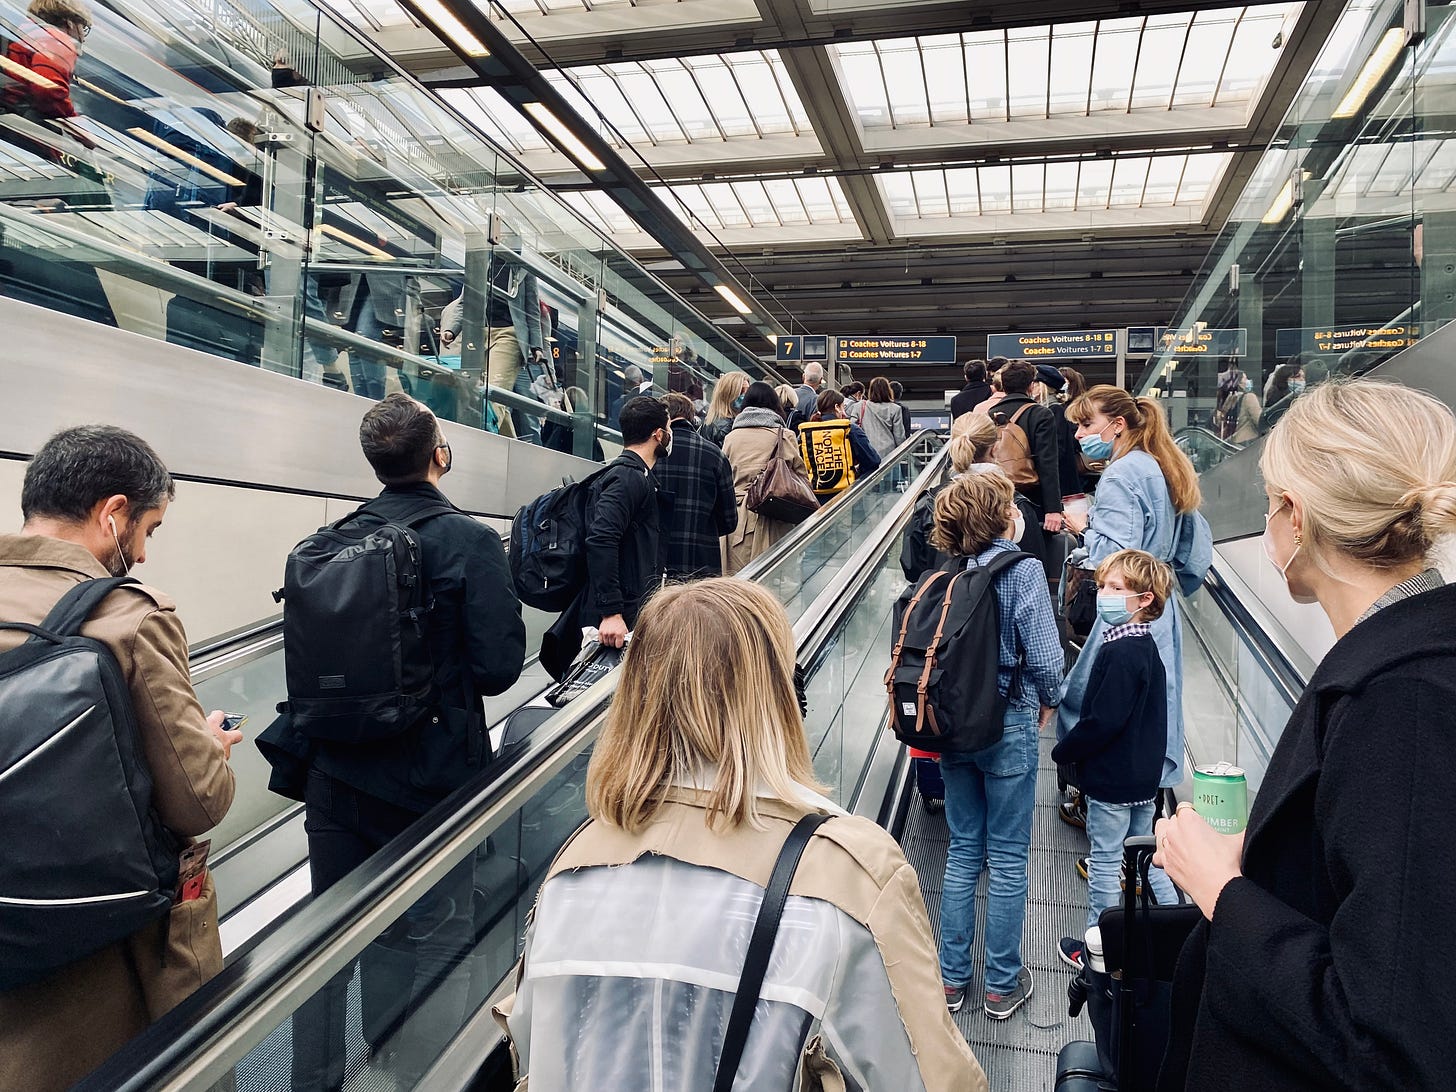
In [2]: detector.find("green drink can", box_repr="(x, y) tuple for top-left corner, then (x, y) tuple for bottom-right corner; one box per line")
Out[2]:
(1192, 762), (1248, 835)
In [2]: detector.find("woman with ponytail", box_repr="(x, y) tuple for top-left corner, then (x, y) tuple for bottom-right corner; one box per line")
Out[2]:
(1154, 379), (1456, 1090)
(1059, 387), (1210, 795)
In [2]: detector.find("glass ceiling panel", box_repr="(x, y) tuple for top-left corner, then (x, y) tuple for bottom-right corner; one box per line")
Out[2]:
(833, 5), (1299, 129)
(662, 177), (857, 233)
(439, 87), (547, 156)
(879, 152), (1229, 222)
(547, 51), (806, 149)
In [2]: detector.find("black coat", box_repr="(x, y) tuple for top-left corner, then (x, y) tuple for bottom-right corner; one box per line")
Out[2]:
(651, 421), (737, 579)
(993, 394), (1063, 517)
(1049, 401), (1083, 497)
(1051, 633), (1165, 804)
(311, 483), (527, 812)
(950, 381), (992, 419)
(1160, 583), (1456, 1091)
(582, 450), (662, 629)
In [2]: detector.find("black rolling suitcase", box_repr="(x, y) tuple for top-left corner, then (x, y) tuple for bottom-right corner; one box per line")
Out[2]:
(1057, 835), (1201, 1091)
(499, 644), (624, 749)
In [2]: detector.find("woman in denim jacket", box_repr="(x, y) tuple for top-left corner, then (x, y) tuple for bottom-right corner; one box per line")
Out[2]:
(1059, 387), (1211, 791)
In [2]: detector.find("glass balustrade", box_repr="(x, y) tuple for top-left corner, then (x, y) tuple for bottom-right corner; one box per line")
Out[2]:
(0, 0), (780, 461)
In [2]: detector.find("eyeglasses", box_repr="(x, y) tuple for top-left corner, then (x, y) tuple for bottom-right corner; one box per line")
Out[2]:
(74, 22), (91, 39)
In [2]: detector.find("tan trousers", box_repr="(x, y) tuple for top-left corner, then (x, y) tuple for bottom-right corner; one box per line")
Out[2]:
(487, 327), (521, 439)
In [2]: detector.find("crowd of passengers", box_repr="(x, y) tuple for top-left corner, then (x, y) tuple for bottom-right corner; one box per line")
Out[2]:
(2, 366), (1455, 1091)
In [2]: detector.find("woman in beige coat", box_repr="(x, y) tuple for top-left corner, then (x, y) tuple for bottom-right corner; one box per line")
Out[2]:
(497, 578), (987, 1091)
(722, 381), (812, 575)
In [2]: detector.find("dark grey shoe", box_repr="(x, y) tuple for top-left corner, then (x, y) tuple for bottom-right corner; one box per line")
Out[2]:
(984, 967), (1034, 1020)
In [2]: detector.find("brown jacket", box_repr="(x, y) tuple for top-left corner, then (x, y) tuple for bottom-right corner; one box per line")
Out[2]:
(498, 790), (988, 1091)
(0, 534), (235, 1092)
(721, 418), (812, 575)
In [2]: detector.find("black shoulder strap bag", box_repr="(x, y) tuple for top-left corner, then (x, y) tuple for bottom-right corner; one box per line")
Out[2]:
(711, 811), (832, 1092)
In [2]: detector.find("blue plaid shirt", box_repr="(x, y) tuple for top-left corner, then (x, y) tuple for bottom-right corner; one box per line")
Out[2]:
(968, 540), (1065, 712)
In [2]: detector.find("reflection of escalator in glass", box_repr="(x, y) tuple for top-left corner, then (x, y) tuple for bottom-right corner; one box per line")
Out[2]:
(1174, 424), (1242, 474)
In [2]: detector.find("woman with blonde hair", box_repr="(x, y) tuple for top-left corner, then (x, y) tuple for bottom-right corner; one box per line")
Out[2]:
(1059, 386), (1210, 799)
(1155, 379), (1456, 1090)
(775, 382), (800, 419)
(702, 371), (750, 447)
(497, 579), (987, 1091)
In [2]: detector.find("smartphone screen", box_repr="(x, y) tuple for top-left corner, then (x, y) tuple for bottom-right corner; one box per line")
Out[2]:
(221, 713), (248, 732)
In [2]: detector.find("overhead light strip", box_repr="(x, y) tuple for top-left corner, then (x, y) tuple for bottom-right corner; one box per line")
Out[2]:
(319, 222), (395, 260)
(714, 284), (753, 315)
(523, 101), (606, 172)
(126, 128), (246, 187)
(0, 55), (59, 91)
(411, 0), (490, 58)
(1331, 27), (1407, 119)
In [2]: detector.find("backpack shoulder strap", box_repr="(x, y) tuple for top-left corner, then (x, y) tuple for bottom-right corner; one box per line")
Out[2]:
(36, 576), (140, 637)
(1008, 402), (1034, 427)
(979, 548), (1036, 577)
(712, 812), (832, 1092)
(403, 502), (461, 529)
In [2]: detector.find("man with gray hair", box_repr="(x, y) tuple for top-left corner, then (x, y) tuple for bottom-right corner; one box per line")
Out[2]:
(791, 362), (825, 428)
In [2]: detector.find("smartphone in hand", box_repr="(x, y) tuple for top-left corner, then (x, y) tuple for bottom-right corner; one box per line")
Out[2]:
(221, 712), (248, 733)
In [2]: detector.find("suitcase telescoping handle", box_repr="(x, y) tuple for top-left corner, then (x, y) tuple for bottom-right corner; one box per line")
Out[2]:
(1118, 835), (1158, 1075)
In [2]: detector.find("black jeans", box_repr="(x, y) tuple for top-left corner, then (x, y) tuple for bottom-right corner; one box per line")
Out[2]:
(291, 770), (475, 1091)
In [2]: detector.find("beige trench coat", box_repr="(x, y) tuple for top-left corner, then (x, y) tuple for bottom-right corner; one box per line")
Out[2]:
(0, 534), (236, 1092)
(721, 423), (812, 575)
(497, 790), (989, 1092)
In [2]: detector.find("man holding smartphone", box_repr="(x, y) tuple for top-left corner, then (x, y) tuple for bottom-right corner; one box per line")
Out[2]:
(0, 425), (239, 1092)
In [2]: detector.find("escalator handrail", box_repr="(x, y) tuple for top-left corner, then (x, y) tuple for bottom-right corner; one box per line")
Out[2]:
(1174, 425), (1240, 454)
(1196, 567), (1308, 709)
(80, 433), (951, 1092)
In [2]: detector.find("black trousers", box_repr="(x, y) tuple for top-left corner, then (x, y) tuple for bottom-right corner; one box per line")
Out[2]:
(291, 770), (475, 1091)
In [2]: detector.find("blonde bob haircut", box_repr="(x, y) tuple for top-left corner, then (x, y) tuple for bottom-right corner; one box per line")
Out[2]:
(704, 372), (751, 426)
(1261, 378), (1456, 570)
(949, 412), (998, 473)
(1095, 549), (1173, 623)
(586, 578), (823, 833)
(930, 470), (1015, 557)
(1066, 385), (1201, 514)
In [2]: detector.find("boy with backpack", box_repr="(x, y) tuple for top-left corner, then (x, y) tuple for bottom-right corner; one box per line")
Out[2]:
(1051, 549), (1179, 970)
(891, 470), (1063, 1021)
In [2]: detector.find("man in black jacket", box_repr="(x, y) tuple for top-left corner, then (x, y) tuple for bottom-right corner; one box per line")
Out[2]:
(790, 362), (825, 427)
(993, 361), (1063, 534)
(950, 360), (992, 419)
(585, 395), (669, 648)
(293, 393), (526, 1090)
(652, 392), (736, 580)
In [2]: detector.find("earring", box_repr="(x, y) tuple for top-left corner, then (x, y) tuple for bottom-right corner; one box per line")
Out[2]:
(1293, 530), (1304, 547)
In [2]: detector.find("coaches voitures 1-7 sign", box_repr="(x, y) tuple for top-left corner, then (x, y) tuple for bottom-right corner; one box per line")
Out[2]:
(986, 330), (1118, 359)
(838, 336), (957, 364)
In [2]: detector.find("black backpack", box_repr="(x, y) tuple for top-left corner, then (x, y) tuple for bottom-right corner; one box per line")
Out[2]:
(0, 577), (180, 990)
(278, 500), (455, 743)
(885, 551), (1032, 754)
(510, 465), (608, 612)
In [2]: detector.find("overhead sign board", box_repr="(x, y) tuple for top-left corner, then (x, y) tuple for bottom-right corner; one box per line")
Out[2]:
(1127, 327), (1248, 357)
(987, 330), (1118, 359)
(776, 334), (831, 362)
(838, 336), (957, 364)
(1274, 323), (1429, 358)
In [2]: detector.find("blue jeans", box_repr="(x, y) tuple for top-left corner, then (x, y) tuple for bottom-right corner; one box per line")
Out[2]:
(1085, 796), (1178, 929)
(349, 303), (389, 401)
(938, 709), (1039, 994)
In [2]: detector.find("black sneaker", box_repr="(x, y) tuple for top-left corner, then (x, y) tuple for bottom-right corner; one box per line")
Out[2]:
(1076, 856), (1142, 894)
(1076, 855), (1090, 881)
(1057, 936), (1085, 970)
(923, 796), (945, 815)
(944, 983), (967, 1013)
(984, 968), (1033, 1020)
(1058, 798), (1087, 829)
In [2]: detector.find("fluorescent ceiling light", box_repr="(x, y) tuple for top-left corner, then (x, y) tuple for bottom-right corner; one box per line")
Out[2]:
(523, 102), (606, 172)
(412, 0), (490, 58)
(714, 284), (753, 315)
(319, 222), (395, 260)
(127, 128), (245, 187)
(1262, 170), (1310, 225)
(1332, 27), (1405, 119)
(0, 55), (58, 91)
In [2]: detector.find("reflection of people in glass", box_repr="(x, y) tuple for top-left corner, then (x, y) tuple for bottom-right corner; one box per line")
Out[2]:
(439, 251), (545, 442)
(1, 0), (93, 143)
(339, 273), (419, 400)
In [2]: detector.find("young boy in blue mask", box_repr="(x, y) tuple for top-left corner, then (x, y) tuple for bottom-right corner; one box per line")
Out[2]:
(1051, 548), (1179, 968)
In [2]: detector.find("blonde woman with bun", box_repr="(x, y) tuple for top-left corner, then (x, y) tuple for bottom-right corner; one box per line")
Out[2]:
(497, 579), (987, 1092)
(1060, 387), (1211, 793)
(1155, 379), (1456, 1091)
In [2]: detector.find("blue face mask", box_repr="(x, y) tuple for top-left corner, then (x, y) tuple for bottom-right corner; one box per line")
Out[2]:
(1290, 379), (1307, 395)
(1079, 427), (1115, 462)
(1096, 592), (1137, 627)
(732, 393), (746, 412)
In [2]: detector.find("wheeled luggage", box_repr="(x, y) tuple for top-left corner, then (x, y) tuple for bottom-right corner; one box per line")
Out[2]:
(1058, 835), (1200, 1091)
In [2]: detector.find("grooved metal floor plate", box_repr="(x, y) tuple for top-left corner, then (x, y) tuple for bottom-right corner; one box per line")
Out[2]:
(900, 728), (1093, 1092)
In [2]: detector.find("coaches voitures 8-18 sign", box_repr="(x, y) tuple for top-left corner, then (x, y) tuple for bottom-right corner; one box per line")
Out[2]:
(986, 330), (1117, 359)
(838, 336), (957, 364)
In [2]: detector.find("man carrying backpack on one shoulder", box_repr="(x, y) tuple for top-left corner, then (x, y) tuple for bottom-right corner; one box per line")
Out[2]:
(284, 393), (526, 1091)
(0, 426), (239, 1092)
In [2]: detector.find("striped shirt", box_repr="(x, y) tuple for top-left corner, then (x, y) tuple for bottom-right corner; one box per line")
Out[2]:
(1103, 621), (1153, 644)
(1355, 567), (1444, 625)
(968, 540), (1065, 711)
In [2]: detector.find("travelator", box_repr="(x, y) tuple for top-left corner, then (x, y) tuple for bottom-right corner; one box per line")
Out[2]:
(80, 408), (1328, 1090)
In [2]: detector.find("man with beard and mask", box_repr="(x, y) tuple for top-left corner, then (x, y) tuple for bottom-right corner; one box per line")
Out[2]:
(574, 396), (668, 653)
(287, 393), (525, 1091)
(0, 425), (238, 1091)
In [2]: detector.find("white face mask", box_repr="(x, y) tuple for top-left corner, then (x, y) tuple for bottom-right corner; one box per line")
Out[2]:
(1262, 508), (1299, 581)
(1010, 509), (1025, 544)
(108, 515), (132, 577)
